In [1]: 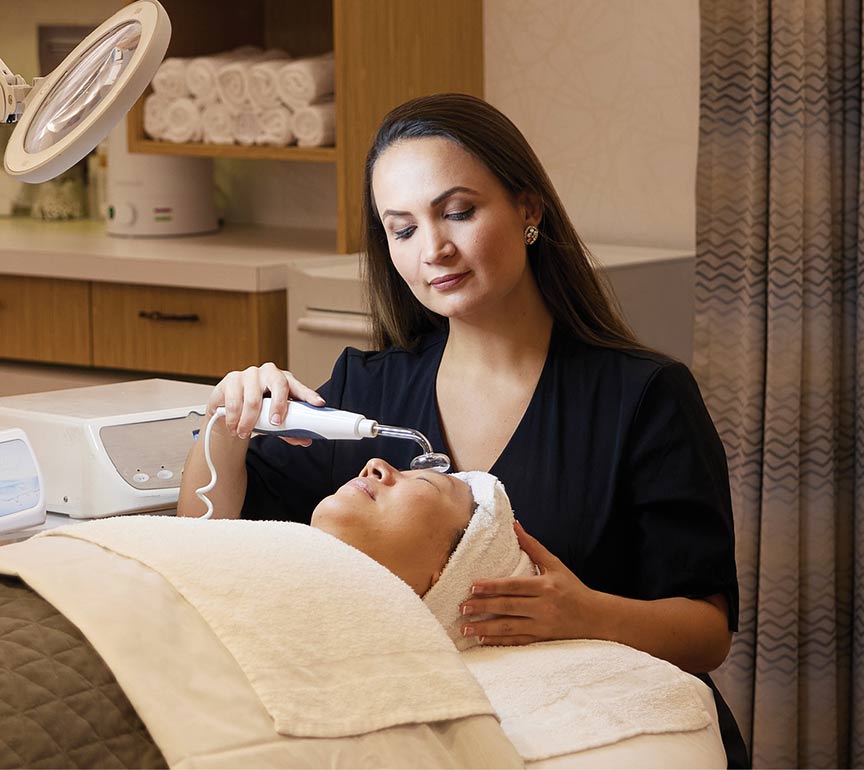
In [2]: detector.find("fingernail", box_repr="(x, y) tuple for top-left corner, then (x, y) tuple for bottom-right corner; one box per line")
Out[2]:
(461, 604), (473, 615)
(314, 395), (326, 405)
(471, 585), (483, 595)
(270, 413), (282, 425)
(478, 636), (486, 645)
(239, 432), (249, 440)
(462, 625), (474, 637)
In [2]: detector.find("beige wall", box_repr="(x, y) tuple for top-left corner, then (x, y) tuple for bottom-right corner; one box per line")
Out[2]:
(0, 0), (121, 81)
(485, 0), (700, 251)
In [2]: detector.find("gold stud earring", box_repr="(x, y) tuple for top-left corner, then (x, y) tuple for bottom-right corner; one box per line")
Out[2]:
(524, 224), (539, 245)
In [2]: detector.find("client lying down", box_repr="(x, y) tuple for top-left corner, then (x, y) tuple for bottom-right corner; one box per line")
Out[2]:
(307, 458), (537, 645)
(0, 461), (723, 769)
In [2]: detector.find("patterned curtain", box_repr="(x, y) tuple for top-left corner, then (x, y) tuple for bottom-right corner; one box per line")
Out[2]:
(695, 1), (862, 768)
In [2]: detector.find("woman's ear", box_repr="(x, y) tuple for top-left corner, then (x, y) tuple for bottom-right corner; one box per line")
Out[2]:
(517, 191), (543, 227)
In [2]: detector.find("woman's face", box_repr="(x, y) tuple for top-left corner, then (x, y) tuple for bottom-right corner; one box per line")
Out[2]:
(371, 136), (540, 324)
(311, 458), (474, 595)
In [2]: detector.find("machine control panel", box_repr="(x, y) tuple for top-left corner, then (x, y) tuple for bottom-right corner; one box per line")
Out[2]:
(99, 411), (203, 490)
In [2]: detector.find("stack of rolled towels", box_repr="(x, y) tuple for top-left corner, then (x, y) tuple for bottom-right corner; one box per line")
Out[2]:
(144, 47), (336, 148)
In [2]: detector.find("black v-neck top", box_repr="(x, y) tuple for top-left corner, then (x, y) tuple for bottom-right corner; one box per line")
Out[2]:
(242, 326), (739, 631)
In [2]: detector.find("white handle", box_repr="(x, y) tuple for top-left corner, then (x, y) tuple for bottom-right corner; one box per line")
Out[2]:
(254, 397), (376, 440)
(296, 314), (369, 337)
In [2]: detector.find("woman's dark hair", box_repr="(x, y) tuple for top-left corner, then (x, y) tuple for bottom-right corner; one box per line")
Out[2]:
(362, 93), (645, 352)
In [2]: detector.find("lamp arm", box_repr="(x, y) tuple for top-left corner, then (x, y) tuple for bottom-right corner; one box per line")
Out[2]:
(0, 57), (44, 124)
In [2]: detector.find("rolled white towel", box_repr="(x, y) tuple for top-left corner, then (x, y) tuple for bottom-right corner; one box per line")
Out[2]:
(143, 93), (171, 140)
(217, 49), (287, 116)
(163, 98), (203, 144)
(249, 58), (292, 110)
(186, 46), (263, 104)
(151, 57), (190, 100)
(423, 471), (537, 651)
(292, 101), (336, 147)
(257, 106), (295, 146)
(201, 101), (234, 145)
(232, 110), (260, 146)
(186, 56), (225, 104)
(276, 52), (334, 109)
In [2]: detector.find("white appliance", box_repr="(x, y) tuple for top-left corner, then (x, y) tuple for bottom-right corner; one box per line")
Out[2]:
(105, 115), (218, 236)
(0, 428), (46, 535)
(0, 379), (213, 519)
(287, 255), (372, 388)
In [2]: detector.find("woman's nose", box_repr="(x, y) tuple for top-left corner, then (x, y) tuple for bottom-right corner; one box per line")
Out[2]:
(359, 458), (398, 484)
(423, 225), (456, 264)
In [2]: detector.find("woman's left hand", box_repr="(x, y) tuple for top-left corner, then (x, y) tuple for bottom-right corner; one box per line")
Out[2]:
(458, 521), (598, 646)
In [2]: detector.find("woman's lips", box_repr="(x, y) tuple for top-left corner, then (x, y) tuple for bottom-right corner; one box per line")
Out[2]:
(346, 478), (375, 500)
(429, 272), (469, 290)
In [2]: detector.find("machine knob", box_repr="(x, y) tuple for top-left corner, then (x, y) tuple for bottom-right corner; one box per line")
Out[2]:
(109, 202), (136, 225)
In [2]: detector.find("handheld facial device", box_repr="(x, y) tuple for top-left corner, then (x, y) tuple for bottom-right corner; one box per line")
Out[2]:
(195, 398), (451, 518)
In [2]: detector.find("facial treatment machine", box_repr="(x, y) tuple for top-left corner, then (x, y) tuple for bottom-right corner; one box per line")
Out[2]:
(195, 398), (452, 518)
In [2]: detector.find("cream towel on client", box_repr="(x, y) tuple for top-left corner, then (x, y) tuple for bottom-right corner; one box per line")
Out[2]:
(37, 517), (493, 739)
(424, 470), (536, 651)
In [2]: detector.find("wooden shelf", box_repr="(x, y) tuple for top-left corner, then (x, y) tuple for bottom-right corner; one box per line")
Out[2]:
(126, 135), (337, 163)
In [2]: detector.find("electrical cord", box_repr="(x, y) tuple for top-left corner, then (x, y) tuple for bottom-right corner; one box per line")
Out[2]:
(195, 407), (226, 519)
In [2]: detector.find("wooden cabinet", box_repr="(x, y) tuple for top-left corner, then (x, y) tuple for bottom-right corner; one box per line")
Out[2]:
(0, 275), (286, 379)
(92, 283), (286, 378)
(125, 0), (483, 253)
(0, 276), (91, 366)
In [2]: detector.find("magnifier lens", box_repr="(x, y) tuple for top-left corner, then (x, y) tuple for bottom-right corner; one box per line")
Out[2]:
(24, 20), (142, 154)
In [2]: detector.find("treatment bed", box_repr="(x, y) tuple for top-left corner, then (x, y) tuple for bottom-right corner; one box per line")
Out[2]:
(0, 519), (727, 769)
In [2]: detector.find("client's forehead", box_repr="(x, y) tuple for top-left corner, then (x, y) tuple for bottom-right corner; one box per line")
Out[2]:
(449, 476), (475, 524)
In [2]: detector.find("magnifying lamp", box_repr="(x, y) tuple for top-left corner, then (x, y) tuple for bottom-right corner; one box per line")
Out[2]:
(1, 0), (170, 184)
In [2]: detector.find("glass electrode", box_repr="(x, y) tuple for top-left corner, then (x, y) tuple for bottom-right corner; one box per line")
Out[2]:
(373, 425), (451, 473)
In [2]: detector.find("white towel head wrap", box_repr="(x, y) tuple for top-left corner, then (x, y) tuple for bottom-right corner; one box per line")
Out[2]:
(423, 471), (536, 650)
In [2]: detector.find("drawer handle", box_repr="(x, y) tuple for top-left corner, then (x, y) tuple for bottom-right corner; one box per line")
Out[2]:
(138, 310), (201, 323)
(297, 315), (369, 336)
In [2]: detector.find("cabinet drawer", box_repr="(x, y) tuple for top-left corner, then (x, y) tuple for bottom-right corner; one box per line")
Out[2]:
(92, 283), (286, 378)
(0, 275), (91, 365)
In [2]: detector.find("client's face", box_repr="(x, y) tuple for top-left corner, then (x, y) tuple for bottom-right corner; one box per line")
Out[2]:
(311, 458), (474, 595)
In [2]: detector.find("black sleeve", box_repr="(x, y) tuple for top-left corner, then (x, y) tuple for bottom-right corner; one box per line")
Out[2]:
(623, 362), (739, 630)
(240, 349), (350, 524)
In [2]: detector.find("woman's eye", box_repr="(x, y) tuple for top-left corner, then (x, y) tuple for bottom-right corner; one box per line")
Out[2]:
(446, 207), (475, 221)
(394, 226), (416, 240)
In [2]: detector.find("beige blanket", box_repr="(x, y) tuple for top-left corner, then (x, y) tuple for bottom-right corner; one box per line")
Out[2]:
(33, 516), (493, 738)
(0, 525), (522, 769)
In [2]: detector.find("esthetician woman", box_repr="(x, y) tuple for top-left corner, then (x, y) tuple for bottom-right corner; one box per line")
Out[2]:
(178, 94), (747, 768)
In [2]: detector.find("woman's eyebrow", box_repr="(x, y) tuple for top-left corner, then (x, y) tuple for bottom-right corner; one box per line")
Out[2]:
(381, 186), (480, 220)
(429, 186), (479, 206)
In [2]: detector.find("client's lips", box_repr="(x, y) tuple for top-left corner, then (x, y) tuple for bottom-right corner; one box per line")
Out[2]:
(346, 478), (375, 500)
(429, 272), (469, 290)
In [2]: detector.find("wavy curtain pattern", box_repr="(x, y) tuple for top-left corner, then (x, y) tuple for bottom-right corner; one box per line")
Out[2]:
(695, 1), (862, 767)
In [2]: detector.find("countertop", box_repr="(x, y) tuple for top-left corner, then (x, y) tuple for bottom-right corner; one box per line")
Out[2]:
(0, 218), (341, 292)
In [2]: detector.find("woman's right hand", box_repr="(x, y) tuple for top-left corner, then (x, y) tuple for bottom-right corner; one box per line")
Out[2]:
(206, 362), (326, 445)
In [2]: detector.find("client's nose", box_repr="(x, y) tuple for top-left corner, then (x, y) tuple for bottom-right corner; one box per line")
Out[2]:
(359, 458), (398, 484)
